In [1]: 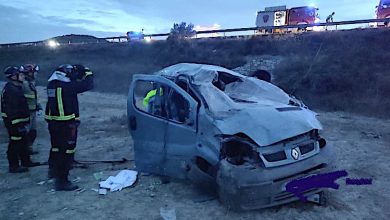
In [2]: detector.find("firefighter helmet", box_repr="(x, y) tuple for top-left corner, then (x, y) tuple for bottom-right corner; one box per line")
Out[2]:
(56, 64), (76, 79)
(20, 64), (39, 80)
(20, 64), (39, 73)
(4, 66), (20, 79)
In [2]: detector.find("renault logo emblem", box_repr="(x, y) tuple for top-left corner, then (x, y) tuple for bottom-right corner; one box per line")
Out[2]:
(291, 148), (300, 160)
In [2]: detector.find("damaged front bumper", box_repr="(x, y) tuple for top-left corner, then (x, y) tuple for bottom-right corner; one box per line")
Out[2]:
(216, 145), (333, 211)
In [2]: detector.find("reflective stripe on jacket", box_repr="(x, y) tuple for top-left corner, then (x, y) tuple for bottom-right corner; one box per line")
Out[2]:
(45, 72), (93, 122)
(143, 88), (163, 107)
(22, 80), (39, 111)
(1, 81), (30, 128)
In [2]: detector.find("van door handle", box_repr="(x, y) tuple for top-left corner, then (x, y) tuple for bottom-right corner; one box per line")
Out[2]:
(129, 116), (137, 130)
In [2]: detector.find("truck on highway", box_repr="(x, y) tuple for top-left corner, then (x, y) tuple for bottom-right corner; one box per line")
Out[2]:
(256, 5), (320, 33)
(376, 0), (390, 26)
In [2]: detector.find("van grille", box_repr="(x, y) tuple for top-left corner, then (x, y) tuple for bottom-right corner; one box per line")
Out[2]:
(263, 151), (287, 162)
(299, 142), (315, 154)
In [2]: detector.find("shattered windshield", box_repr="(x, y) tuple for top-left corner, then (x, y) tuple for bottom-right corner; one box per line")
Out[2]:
(197, 84), (238, 114)
(159, 65), (293, 114)
(196, 72), (291, 114)
(224, 77), (290, 105)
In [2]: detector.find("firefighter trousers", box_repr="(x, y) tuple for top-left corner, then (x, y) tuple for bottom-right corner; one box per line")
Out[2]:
(48, 121), (78, 183)
(5, 125), (31, 168)
(27, 111), (37, 147)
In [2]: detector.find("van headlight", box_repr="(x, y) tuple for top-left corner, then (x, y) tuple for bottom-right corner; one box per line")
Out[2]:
(220, 136), (264, 167)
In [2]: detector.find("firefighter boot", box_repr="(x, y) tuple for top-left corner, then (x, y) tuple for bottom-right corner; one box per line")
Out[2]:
(28, 146), (39, 155)
(55, 171), (79, 191)
(55, 179), (79, 191)
(47, 168), (56, 179)
(20, 147), (41, 167)
(22, 161), (41, 167)
(9, 166), (29, 173)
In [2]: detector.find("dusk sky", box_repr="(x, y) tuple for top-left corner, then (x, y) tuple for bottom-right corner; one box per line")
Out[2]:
(0, 0), (380, 43)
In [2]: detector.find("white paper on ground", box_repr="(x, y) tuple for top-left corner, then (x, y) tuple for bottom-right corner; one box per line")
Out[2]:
(160, 207), (176, 220)
(99, 170), (138, 192)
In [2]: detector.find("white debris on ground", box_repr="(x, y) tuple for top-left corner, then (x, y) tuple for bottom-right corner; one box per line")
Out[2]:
(99, 170), (138, 192)
(160, 206), (177, 220)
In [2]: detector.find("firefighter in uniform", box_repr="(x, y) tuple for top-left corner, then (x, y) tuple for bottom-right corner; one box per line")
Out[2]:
(1, 66), (40, 173)
(20, 64), (42, 155)
(45, 64), (93, 191)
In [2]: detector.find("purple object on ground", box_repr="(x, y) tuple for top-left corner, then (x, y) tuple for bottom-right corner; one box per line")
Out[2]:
(285, 170), (348, 201)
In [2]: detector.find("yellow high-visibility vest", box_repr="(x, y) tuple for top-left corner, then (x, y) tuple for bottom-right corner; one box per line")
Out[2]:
(143, 88), (163, 107)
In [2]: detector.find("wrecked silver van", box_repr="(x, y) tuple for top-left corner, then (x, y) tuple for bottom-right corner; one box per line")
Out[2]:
(127, 63), (332, 210)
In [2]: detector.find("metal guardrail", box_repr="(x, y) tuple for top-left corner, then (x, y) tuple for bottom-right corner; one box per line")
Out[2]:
(1, 41), (42, 47)
(101, 18), (390, 41)
(1, 18), (390, 47)
(196, 18), (390, 34)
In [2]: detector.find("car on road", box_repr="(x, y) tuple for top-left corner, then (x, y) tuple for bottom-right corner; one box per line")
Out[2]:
(127, 63), (333, 210)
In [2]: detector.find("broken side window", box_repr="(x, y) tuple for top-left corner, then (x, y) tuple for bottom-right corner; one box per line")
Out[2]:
(133, 80), (169, 118)
(167, 90), (190, 123)
(176, 79), (201, 106)
(133, 80), (193, 125)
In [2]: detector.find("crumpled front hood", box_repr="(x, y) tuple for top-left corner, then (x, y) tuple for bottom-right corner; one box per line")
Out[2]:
(213, 105), (322, 146)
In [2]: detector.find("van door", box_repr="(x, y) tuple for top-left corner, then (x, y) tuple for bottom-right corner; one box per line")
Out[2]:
(128, 75), (169, 174)
(163, 80), (199, 179)
(128, 74), (198, 177)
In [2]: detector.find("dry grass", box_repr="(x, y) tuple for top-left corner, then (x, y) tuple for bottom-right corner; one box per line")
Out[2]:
(1, 28), (390, 117)
(273, 29), (390, 117)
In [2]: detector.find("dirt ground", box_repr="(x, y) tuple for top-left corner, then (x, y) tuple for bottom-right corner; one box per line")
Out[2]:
(1, 86), (389, 220)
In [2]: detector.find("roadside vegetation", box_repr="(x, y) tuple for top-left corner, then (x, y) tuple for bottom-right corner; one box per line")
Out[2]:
(1, 28), (389, 117)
